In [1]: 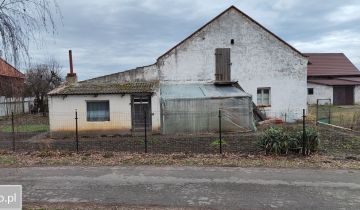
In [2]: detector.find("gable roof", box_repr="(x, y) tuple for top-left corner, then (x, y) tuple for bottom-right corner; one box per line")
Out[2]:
(0, 58), (24, 79)
(305, 53), (360, 77)
(157, 5), (305, 61)
(48, 81), (158, 96)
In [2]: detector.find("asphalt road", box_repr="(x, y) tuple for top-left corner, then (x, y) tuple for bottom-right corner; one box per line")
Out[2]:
(0, 166), (360, 209)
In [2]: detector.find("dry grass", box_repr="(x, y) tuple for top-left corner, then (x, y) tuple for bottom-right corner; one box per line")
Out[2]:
(308, 105), (360, 130)
(0, 150), (359, 170)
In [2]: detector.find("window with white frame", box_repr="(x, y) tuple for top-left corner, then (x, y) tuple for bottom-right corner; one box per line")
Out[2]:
(87, 101), (110, 121)
(257, 88), (271, 106)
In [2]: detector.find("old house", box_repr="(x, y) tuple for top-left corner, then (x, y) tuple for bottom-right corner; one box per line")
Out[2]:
(306, 53), (360, 105)
(0, 58), (27, 116)
(48, 6), (308, 136)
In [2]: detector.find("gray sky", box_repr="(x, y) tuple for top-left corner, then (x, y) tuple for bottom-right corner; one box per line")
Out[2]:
(29, 0), (360, 80)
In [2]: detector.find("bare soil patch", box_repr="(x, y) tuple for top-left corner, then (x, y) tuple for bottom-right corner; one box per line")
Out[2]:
(1, 150), (359, 170)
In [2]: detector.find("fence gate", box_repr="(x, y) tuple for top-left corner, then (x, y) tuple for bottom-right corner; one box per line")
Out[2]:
(316, 99), (331, 124)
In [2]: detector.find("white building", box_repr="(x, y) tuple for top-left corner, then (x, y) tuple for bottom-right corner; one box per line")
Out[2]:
(306, 53), (360, 105)
(48, 6), (308, 136)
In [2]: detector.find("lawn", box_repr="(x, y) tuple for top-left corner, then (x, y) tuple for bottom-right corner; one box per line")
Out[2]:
(0, 124), (49, 133)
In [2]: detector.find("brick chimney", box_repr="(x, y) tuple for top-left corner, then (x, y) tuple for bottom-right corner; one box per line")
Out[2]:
(66, 50), (78, 83)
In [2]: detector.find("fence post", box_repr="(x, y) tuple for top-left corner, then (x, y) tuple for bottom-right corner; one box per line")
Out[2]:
(11, 112), (15, 152)
(328, 102), (331, 124)
(144, 110), (148, 153)
(219, 109), (222, 154)
(75, 109), (79, 153)
(302, 109), (306, 156)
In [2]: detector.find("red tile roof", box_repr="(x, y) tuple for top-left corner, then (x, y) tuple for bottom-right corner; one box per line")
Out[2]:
(305, 53), (360, 77)
(308, 79), (360, 86)
(0, 58), (24, 79)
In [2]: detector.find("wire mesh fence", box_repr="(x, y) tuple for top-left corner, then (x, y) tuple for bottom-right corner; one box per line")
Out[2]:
(0, 108), (321, 155)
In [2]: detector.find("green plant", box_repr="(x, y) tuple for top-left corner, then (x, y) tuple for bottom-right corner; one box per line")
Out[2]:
(259, 126), (320, 156)
(211, 139), (227, 147)
(304, 128), (320, 154)
(259, 127), (290, 155)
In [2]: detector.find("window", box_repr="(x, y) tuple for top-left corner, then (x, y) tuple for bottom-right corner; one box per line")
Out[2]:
(87, 101), (110, 121)
(257, 88), (271, 106)
(308, 88), (314, 95)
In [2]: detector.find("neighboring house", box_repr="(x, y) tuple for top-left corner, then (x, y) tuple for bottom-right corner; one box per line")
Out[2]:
(0, 58), (28, 116)
(306, 53), (360, 105)
(0, 58), (24, 97)
(49, 6), (308, 136)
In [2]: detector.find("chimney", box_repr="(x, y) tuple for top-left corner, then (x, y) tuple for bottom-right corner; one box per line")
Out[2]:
(66, 50), (78, 83)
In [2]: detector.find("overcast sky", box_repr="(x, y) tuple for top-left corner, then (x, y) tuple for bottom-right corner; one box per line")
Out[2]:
(29, 0), (360, 80)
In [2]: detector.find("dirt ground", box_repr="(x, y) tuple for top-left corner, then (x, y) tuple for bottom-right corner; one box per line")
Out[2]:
(0, 150), (359, 170)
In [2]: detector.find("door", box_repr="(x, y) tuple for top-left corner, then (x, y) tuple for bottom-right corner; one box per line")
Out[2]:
(215, 48), (231, 82)
(333, 86), (354, 105)
(131, 95), (152, 133)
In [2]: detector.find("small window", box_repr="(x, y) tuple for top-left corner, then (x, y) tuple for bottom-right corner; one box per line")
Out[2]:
(230, 39), (235, 45)
(87, 101), (110, 121)
(308, 88), (314, 95)
(257, 88), (271, 106)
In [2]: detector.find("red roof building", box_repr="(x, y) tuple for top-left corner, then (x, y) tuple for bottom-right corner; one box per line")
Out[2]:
(0, 58), (25, 97)
(306, 53), (360, 105)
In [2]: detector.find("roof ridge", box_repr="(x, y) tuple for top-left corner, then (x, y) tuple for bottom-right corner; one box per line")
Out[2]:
(157, 5), (304, 60)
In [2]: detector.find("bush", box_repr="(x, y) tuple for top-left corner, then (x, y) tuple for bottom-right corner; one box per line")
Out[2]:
(211, 139), (227, 147)
(259, 126), (320, 155)
(259, 127), (291, 155)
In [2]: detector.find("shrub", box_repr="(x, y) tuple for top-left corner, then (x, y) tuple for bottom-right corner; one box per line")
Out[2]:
(259, 126), (320, 155)
(259, 127), (290, 155)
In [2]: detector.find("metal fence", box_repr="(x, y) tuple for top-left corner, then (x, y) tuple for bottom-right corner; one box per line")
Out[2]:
(0, 109), (314, 155)
(0, 97), (33, 117)
(316, 99), (332, 124)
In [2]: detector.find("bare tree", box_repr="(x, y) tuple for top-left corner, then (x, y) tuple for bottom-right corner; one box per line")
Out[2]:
(0, 0), (61, 66)
(24, 59), (63, 113)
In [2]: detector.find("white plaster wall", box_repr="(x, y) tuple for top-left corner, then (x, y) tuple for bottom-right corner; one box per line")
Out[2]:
(354, 86), (360, 104)
(157, 8), (308, 120)
(48, 93), (161, 135)
(307, 83), (333, 105)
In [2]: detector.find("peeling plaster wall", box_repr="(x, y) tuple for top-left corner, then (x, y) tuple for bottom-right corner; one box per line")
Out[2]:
(48, 92), (161, 137)
(307, 83), (333, 105)
(157, 8), (308, 120)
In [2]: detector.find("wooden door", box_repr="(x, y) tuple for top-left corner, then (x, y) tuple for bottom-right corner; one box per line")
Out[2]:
(333, 86), (354, 105)
(215, 48), (231, 82)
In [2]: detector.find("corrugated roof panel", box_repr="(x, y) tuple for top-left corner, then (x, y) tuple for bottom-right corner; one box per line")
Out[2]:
(161, 83), (251, 100)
